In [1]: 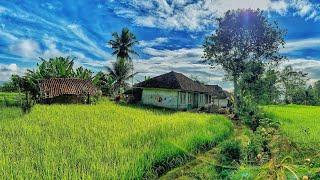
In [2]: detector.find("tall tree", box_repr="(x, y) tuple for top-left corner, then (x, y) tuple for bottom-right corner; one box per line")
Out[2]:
(106, 58), (137, 95)
(203, 9), (285, 114)
(313, 80), (320, 101)
(108, 28), (139, 60)
(262, 69), (280, 104)
(280, 65), (309, 103)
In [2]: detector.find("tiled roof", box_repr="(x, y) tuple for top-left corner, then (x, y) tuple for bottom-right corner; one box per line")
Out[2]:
(135, 71), (227, 98)
(39, 78), (97, 99)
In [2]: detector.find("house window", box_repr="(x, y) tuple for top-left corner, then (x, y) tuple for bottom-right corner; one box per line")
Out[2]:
(188, 93), (193, 104)
(180, 92), (186, 104)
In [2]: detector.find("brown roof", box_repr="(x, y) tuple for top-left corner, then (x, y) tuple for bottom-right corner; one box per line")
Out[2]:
(135, 71), (227, 98)
(205, 85), (228, 98)
(39, 78), (97, 99)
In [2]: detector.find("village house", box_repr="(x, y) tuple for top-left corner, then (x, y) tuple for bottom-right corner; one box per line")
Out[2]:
(39, 78), (97, 104)
(129, 71), (229, 110)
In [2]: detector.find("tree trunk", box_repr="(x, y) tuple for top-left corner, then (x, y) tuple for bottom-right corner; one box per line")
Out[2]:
(233, 77), (240, 115)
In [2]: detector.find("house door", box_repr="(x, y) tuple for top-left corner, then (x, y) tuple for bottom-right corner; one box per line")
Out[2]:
(193, 93), (198, 108)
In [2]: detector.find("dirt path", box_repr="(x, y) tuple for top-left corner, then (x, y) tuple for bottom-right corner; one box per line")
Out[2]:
(160, 121), (248, 179)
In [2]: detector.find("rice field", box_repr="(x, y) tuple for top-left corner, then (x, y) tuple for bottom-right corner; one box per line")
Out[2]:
(0, 92), (21, 107)
(0, 100), (232, 179)
(264, 105), (320, 149)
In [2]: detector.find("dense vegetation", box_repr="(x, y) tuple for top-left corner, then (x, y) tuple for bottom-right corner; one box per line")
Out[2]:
(0, 99), (232, 179)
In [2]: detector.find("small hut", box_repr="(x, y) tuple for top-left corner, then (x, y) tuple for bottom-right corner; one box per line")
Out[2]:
(39, 78), (97, 104)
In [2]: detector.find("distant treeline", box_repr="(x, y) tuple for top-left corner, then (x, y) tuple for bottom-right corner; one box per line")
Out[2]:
(238, 63), (320, 106)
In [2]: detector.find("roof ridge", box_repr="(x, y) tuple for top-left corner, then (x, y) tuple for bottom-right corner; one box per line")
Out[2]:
(171, 71), (183, 90)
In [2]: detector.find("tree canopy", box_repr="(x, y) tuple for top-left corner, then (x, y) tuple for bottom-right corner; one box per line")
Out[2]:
(108, 28), (139, 60)
(203, 9), (286, 114)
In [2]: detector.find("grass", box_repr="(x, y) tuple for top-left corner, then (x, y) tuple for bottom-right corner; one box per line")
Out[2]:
(264, 105), (320, 150)
(0, 99), (232, 179)
(0, 92), (22, 107)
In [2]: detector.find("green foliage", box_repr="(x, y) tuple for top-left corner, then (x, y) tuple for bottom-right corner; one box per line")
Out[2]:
(0, 80), (20, 92)
(9, 57), (106, 104)
(108, 27), (139, 60)
(216, 140), (242, 178)
(106, 58), (137, 95)
(203, 9), (285, 114)
(239, 64), (281, 105)
(256, 156), (299, 180)
(0, 92), (22, 107)
(280, 65), (309, 104)
(74, 66), (93, 80)
(244, 134), (264, 165)
(0, 99), (232, 179)
(219, 140), (242, 165)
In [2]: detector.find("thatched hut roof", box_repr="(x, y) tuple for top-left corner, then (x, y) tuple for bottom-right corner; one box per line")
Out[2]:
(135, 71), (227, 98)
(39, 78), (97, 99)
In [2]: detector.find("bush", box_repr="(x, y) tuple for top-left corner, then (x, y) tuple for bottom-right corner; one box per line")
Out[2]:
(219, 140), (242, 164)
(216, 140), (242, 178)
(244, 134), (264, 165)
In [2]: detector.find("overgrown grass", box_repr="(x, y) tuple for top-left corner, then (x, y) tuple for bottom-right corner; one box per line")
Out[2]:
(264, 105), (320, 150)
(0, 92), (22, 107)
(0, 99), (232, 179)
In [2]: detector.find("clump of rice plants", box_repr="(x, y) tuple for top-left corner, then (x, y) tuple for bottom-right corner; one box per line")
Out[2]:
(0, 99), (232, 179)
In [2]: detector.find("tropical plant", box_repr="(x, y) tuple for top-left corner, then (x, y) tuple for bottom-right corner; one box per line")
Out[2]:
(32, 57), (76, 79)
(106, 58), (137, 95)
(108, 28), (139, 60)
(256, 156), (298, 180)
(203, 9), (286, 115)
(75, 66), (93, 80)
(92, 71), (116, 95)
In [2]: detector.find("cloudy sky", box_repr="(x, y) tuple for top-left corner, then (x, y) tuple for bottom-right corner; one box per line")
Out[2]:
(0, 0), (320, 88)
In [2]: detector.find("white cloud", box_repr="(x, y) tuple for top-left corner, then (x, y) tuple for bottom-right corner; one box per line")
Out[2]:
(282, 38), (320, 53)
(119, 47), (231, 88)
(9, 39), (40, 58)
(114, 0), (319, 31)
(67, 24), (111, 59)
(0, 63), (21, 81)
(139, 37), (169, 47)
(283, 58), (320, 83)
(291, 0), (320, 21)
(0, 6), (7, 14)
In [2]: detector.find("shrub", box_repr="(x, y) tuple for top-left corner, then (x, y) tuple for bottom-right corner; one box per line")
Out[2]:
(216, 140), (242, 178)
(244, 134), (264, 165)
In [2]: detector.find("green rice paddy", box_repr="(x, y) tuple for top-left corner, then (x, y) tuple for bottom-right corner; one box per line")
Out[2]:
(264, 105), (320, 149)
(0, 99), (232, 179)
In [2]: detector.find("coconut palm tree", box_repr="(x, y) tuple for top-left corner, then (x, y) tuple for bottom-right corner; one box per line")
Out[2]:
(106, 58), (137, 95)
(108, 28), (139, 60)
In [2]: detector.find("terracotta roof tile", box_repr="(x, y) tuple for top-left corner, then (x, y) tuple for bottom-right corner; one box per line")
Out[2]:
(39, 78), (97, 99)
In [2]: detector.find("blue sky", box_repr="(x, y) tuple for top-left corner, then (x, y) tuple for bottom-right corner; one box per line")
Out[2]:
(0, 0), (320, 89)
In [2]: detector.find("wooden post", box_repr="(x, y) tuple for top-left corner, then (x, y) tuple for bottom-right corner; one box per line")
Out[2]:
(87, 93), (90, 104)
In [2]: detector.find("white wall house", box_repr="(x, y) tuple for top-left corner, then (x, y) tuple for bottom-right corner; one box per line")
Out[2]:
(134, 71), (229, 110)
